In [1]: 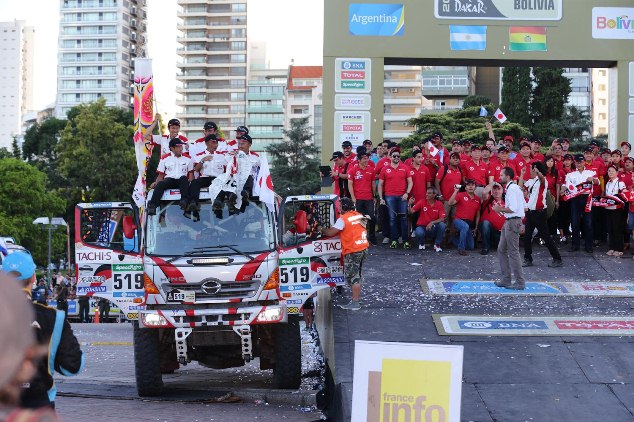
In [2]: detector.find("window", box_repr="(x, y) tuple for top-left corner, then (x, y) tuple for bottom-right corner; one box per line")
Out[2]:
(599, 84), (606, 91)
(599, 99), (606, 106)
(599, 113), (607, 120)
(390, 88), (398, 93)
(599, 70), (606, 77)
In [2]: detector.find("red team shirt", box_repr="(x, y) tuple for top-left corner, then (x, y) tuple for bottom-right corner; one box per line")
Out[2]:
(454, 192), (481, 221)
(513, 156), (533, 181)
(379, 163), (410, 196)
(408, 165), (432, 202)
(436, 165), (463, 200)
(618, 170), (633, 190)
(488, 158), (516, 183)
(412, 199), (446, 227)
(347, 164), (375, 200)
(480, 198), (506, 231)
(461, 159), (488, 186)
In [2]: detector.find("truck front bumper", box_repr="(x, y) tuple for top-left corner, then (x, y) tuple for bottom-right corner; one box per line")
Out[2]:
(139, 303), (287, 328)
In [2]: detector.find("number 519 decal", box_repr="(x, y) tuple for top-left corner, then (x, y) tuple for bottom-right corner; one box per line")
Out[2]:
(113, 272), (144, 290)
(279, 266), (309, 283)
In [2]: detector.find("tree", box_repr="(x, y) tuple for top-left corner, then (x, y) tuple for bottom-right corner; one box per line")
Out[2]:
(550, 106), (592, 142)
(0, 158), (66, 267)
(266, 117), (321, 196)
(531, 67), (571, 122)
(55, 99), (137, 240)
(500, 67), (532, 128)
(401, 106), (531, 154)
(22, 117), (68, 162)
(11, 137), (20, 159)
(462, 95), (492, 109)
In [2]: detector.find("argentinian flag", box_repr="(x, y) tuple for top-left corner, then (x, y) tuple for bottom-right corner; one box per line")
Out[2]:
(450, 25), (487, 51)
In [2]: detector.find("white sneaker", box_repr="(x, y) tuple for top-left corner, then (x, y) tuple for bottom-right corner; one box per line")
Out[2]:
(434, 244), (442, 252)
(419, 244), (425, 250)
(382, 238), (390, 245)
(410, 230), (416, 238)
(339, 301), (361, 310)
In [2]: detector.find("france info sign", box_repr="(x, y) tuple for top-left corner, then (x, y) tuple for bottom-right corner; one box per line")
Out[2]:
(352, 340), (463, 422)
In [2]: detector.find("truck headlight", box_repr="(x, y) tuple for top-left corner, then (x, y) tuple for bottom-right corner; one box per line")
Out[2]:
(141, 313), (170, 327)
(256, 307), (283, 323)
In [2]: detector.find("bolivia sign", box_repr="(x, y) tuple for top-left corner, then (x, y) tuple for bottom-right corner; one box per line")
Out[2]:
(352, 340), (463, 422)
(335, 58), (372, 93)
(592, 8), (634, 39)
(349, 4), (405, 36)
(435, 0), (562, 21)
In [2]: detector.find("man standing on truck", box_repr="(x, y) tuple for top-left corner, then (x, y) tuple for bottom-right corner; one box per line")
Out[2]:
(321, 198), (369, 311)
(147, 138), (194, 215)
(144, 114), (189, 156)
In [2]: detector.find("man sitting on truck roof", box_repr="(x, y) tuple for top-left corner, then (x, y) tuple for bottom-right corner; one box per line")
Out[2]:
(147, 138), (194, 216)
(187, 134), (227, 217)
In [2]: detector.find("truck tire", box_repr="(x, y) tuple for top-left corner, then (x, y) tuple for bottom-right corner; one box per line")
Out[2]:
(273, 315), (302, 389)
(133, 321), (164, 396)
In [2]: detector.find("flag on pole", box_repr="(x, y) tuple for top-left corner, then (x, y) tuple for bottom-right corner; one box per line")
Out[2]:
(254, 153), (275, 213)
(479, 106), (488, 117)
(426, 141), (439, 157)
(494, 108), (507, 123)
(132, 58), (155, 208)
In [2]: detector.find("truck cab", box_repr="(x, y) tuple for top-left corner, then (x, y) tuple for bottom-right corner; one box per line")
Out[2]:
(75, 189), (343, 396)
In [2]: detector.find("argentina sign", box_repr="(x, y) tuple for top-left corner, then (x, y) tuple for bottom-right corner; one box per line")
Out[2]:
(435, 0), (562, 20)
(349, 4), (405, 36)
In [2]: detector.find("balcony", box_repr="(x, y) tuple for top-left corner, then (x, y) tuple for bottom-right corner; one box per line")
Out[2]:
(246, 106), (284, 113)
(249, 130), (284, 139)
(422, 69), (470, 97)
(246, 93), (284, 101)
(246, 118), (284, 126)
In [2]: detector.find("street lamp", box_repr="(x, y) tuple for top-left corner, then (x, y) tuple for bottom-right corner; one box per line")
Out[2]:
(33, 217), (67, 283)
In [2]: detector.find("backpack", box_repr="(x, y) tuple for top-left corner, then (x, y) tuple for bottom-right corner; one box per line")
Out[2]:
(546, 190), (556, 219)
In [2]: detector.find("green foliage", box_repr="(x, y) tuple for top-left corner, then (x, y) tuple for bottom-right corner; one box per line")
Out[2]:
(11, 138), (20, 159)
(401, 106), (531, 152)
(531, 68), (571, 122)
(500, 67), (532, 127)
(0, 148), (11, 159)
(462, 95), (492, 109)
(23, 117), (68, 163)
(266, 117), (321, 196)
(0, 158), (66, 266)
(534, 106), (591, 142)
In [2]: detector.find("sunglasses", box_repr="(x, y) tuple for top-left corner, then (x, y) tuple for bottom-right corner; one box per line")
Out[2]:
(391, 154), (400, 158)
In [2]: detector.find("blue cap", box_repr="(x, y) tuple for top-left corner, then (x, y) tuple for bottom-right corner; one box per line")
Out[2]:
(2, 251), (36, 281)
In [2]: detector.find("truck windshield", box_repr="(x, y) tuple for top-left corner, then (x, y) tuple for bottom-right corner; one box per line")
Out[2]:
(145, 200), (275, 256)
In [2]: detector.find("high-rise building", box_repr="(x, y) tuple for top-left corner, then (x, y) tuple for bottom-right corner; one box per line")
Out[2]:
(247, 68), (286, 153)
(285, 65), (323, 148)
(591, 68), (609, 137)
(383, 65), (422, 143)
(421, 66), (474, 113)
(176, 0), (248, 141)
(56, 0), (148, 119)
(0, 20), (34, 149)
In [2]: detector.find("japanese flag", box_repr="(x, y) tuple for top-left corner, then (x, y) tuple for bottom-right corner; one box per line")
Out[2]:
(426, 141), (438, 157)
(494, 108), (507, 124)
(254, 153), (275, 213)
(567, 183), (577, 195)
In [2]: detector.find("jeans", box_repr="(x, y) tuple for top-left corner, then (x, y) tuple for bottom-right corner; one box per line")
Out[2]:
(385, 195), (408, 242)
(570, 195), (592, 251)
(452, 218), (475, 250)
(415, 222), (446, 246)
(355, 199), (376, 242)
(479, 220), (501, 251)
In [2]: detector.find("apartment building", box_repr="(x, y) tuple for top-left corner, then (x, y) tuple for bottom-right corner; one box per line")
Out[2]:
(176, 0), (247, 140)
(285, 65), (322, 149)
(0, 20), (34, 149)
(56, 0), (147, 118)
(246, 67), (286, 153)
(383, 65), (422, 142)
(591, 68), (609, 137)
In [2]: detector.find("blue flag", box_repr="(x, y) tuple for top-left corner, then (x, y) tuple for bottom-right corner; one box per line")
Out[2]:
(479, 106), (488, 117)
(450, 26), (487, 51)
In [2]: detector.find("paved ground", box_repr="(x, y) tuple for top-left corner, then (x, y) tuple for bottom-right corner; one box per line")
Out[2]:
(55, 324), (324, 422)
(323, 241), (634, 421)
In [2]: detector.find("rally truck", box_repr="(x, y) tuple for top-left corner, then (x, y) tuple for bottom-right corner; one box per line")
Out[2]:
(74, 191), (344, 396)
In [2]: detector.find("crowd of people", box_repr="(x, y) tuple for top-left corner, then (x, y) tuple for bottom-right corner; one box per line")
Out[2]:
(327, 134), (634, 264)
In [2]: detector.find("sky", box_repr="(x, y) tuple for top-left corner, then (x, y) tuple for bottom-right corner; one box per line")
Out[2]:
(0, 0), (323, 117)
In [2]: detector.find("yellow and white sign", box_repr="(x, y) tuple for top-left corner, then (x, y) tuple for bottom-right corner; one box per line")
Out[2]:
(352, 340), (463, 422)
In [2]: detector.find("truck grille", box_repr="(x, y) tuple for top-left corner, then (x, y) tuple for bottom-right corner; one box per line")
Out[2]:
(162, 279), (259, 300)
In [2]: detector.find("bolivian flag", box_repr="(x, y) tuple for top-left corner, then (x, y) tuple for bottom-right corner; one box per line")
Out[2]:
(509, 27), (546, 52)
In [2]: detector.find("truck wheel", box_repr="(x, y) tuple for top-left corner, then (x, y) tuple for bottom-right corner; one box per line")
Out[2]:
(273, 315), (302, 389)
(133, 321), (164, 396)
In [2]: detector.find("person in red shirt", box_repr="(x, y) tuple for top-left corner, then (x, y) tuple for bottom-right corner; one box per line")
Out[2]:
(479, 181), (506, 255)
(450, 139), (463, 156)
(448, 179), (481, 255)
(375, 147), (395, 244)
(612, 150), (623, 171)
(488, 146), (515, 184)
(409, 186), (447, 252)
(430, 132), (450, 167)
(513, 141), (533, 183)
(348, 150), (377, 245)
(543, 155), (563, 237)
(378, 148), (413, 249)
(531, 139), (545, 162)
(407, 150), (432, 204)
(460, 141), (473, 165)
(619, 157), (634, 189)
(503, 135), (517, 160)
(558, 154), (575, 243)
(548, 141), (565, 172)
(485, 138), (496, 155)
(481, 145), (493, 167)
(435, 152), (463, 224)
(600, 148), (613, 173)
(461, 144), (488, 199)
(341, 140), (357, 164)
(330, 152), (351, 198)
(622, 141), (632, 158)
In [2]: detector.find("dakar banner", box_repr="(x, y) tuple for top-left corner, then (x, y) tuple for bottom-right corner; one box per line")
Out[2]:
(435, 0), (562, 21)
(351, 340), (463, 422)
(132, 58), (154, 208)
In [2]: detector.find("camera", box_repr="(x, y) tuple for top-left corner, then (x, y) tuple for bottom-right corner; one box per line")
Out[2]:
(454, 184), (462, 190)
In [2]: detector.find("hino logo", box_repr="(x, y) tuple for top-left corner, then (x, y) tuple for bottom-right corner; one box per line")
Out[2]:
(201, 280), (222, 295)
